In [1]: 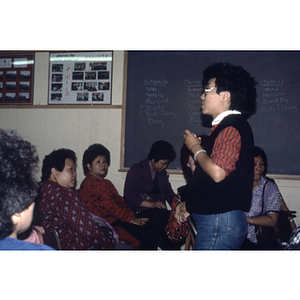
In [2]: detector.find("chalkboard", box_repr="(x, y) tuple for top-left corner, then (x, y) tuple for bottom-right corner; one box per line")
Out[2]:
(123, 51), (300, 176)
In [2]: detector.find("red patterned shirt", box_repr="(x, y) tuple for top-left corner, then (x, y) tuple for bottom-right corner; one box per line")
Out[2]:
(79, 173), (135, 224)
(37, 180), (113, 250)
(210, 123), (241, 176)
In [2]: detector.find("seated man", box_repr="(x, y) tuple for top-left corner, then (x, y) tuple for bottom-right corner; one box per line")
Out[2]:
(0, 129), (54, 250)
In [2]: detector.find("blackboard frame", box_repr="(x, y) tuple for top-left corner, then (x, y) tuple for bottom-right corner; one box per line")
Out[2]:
(120, 51), (300, 180)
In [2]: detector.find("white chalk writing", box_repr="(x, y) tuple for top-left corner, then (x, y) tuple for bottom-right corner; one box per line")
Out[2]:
(260, 79), (298, 113)
(140, 80), (175, 128)
(184, 79), (202, 124)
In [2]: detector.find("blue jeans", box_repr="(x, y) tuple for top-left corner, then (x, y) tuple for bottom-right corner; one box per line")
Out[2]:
(192, 210), (247, 250)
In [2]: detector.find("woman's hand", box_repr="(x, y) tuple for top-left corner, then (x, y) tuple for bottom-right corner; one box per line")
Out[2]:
(154, 201), (167, 209)
(131, 217), (149, 226)
(140, 200), (167, 209)
(184, 129), (226, 183)
(177, 210), (190, 225)
(174, 202), (190, 225)
(32, 225), (45, 234)
(183, 130), (202, 152)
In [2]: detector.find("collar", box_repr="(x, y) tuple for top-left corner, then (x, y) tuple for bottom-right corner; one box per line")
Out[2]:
(212, 110), (241, 126)
(149, 165), (157, 181)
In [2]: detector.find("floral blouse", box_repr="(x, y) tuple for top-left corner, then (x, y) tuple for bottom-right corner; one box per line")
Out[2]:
(245, 176), (281, 243)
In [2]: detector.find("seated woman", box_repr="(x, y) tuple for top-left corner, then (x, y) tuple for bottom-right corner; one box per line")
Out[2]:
(79, 143), (158, 249)
(0, 129), (53, 250)
(124, 140), (180, 249)
(240, 146), (282, 250)
(36, 148), (117, 250)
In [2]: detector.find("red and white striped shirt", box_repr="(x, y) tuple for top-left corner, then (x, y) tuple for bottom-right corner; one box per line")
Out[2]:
(209, 112), (242, 176)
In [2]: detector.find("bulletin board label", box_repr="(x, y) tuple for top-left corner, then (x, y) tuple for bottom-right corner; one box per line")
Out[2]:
(48, 51), (112, 105)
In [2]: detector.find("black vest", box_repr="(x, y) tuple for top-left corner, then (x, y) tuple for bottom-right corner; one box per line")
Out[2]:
(180, 114), (254, 215)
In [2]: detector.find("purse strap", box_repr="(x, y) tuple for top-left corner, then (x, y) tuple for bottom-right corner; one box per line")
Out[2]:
(260, 180), (268, 216)
(261, 180), (297, 217)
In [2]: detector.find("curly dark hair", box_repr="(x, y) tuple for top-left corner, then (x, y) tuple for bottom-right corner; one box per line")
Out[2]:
(202, 62), (257, 117)
(41, 148), (77, 181)
(0, 129), (39, 239)
(82, 143), (111, 176)
(148, 140), (176, 163)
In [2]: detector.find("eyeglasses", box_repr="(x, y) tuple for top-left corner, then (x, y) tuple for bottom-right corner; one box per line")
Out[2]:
(204, 87), (217, 95)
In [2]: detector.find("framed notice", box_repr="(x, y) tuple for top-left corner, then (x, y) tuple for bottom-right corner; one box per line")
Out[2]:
(48, 51), (112, 105)
(0, 52), (34, 105)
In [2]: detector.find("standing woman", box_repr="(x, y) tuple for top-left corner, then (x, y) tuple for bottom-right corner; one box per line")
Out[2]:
(175, 62), (257, 250)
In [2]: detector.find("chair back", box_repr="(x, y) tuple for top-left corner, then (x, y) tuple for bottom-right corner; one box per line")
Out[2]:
(43, 228), (62, 250)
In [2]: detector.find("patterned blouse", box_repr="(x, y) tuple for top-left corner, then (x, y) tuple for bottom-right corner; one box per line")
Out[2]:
(245, 176), (281, 243)
(79, 173), (135, 224)
(37, 180), (113, 250)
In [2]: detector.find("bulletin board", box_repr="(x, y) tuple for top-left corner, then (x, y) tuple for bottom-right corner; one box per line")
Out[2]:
(0, 52), (34, 105)
(48, 51), (112, 105)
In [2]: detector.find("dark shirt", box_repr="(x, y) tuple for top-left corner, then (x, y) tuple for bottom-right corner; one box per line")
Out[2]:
(124, 158), (175, 211)
(37, 180), (113, 250)
(183, 114), (254, 215)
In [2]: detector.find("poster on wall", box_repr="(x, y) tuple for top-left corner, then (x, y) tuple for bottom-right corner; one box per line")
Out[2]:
(48, 51), (112, 105)
(0, 52), (34, 105)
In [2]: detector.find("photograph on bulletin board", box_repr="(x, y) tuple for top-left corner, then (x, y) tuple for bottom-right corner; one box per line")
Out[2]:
(48, 51), (112, 105)
(0, 52), (34, 105)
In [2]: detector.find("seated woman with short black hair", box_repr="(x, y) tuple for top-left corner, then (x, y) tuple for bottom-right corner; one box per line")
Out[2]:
(79, 143), (158, 250)
(124, 140), (181, 249)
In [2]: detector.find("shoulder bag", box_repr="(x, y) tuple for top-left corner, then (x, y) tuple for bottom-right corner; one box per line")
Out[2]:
(165, 193), (191, 243)
(255, 181), (296, 243)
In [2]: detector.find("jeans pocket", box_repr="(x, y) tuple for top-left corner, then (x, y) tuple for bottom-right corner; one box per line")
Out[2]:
(227, 210), (247, 239)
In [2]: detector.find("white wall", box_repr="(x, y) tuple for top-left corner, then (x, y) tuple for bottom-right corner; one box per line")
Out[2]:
(1, 51), (300, 225)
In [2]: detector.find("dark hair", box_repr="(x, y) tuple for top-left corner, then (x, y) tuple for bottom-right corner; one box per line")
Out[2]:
(0, 129), (39, 238)
(202, 62), (257, 117)
(254, 146), (268, 175)
(41, 148), (77, 181)
(82, 143), (111, 176)
(148, 140), (176, 163)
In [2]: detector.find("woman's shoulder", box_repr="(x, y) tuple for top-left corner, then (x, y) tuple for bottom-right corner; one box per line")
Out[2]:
(40, 180), (77, 196)
(264, 177), (279, 191)
(100, 178), (115, 190)
(128, 158), (149, 173)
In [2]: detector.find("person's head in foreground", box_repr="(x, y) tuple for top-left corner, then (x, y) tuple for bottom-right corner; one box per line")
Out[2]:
(0, 129), (39, 241)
